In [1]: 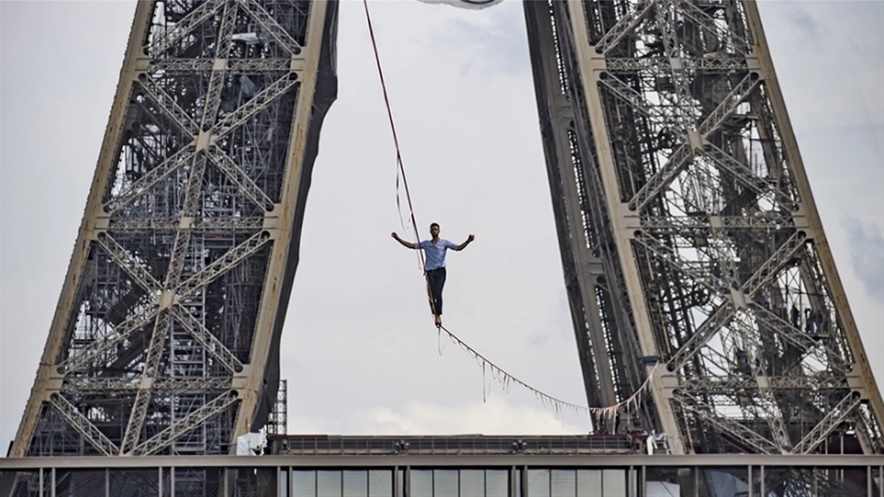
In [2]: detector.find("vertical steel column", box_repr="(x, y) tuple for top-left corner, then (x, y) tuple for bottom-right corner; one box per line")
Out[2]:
(12, 0), (339, 461)
(524, 0), (884, 459)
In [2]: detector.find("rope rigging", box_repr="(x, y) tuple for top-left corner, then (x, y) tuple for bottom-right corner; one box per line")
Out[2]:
(360, 0), (659, 425)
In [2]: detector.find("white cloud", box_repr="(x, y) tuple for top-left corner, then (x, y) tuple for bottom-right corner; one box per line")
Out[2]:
(759, 1), (884, 131)
(290, 397), (586, 436)
(350, 397), (586, 435)
(842, 216), (884, 302)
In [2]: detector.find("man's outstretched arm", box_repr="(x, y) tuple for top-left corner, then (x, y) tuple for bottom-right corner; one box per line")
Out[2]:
(392, 232), (417, 249)
(457, 234), (475, 251)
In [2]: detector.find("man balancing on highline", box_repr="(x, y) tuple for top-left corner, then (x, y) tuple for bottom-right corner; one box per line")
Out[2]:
(392, 223), (475, 328)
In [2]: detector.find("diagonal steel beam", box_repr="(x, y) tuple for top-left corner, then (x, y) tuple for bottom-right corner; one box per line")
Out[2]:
(61, 306), (160, 374)
(95, 234), (163, 296)
(176, 231), (271, 299)
(702, 142), (797, 210)
(120, 309), (173, 454)
(598, 75), (668, 122)
(697, 75), (760, 137)
(236, 0), (302, 55)
(148, 0), (223, 58)
(670, 231), (806, 370)
(671, 303), (735, 370)
(162, 155), (209, 295)
(677, 391), (781, 454)
(630, 143), (693, 212)
(120, 115), (212, 457)
(131, 391), (238, 455)
(675, 0), (751, 53)
(856, 406), (884, 453)
(161, 37), (240, 288)
(653, 0), (695, 130)
(628, 74), (760, 212)
(594, 0), (657, 55)
(121, 6), (242, 454)
(727, 314), (793, 452)
(199, 3), (240, 132)
(214, 75), (299, 137)
(139, 75), (200, 136)
(741, 231), (806, 295)
(792, 393), (862, 454)
(104, 145), (196, 215)
(206, 146), (275, 211)
(170, 306), (244, 374)
(48, 394), (119, 456)
(749, 303), (850, 375)
(633, 233), (725, 292)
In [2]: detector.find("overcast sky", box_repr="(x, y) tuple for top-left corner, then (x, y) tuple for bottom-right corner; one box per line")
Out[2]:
(1, 0), (882, 450)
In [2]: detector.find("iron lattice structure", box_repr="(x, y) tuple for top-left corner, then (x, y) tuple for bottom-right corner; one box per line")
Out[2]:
(523, 0), (884, 461)
(11, 0), (338, 457)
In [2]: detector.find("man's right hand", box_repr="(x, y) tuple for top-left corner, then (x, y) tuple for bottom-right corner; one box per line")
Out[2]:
(392, 232), (414, 249)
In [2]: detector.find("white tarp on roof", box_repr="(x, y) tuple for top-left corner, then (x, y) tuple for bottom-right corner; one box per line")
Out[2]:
(416, 0), (504, 10)
(235, 432), (266, 456)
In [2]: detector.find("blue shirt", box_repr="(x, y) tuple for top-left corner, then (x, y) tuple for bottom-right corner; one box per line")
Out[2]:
(413, 239), (459, 270)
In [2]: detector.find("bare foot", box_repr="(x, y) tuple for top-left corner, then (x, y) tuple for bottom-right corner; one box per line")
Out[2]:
(434, 315), (442, 327)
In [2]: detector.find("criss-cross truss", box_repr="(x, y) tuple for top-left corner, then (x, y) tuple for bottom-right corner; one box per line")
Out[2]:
(524, 0), (884, 466)
(11, 0), (338, 457)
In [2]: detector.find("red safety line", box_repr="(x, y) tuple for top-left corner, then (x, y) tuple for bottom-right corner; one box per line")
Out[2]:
(361, 0), (440, 316)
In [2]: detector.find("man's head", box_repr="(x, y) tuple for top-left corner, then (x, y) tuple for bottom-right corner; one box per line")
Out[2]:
(430, 223), (440, 238)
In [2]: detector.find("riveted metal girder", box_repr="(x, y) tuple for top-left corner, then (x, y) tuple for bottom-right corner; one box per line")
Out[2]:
(524, 0), (884, 456)
(13, 0), (338, 458)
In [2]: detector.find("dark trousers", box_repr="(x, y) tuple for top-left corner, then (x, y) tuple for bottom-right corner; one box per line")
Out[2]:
(425, 267), (447, 316)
